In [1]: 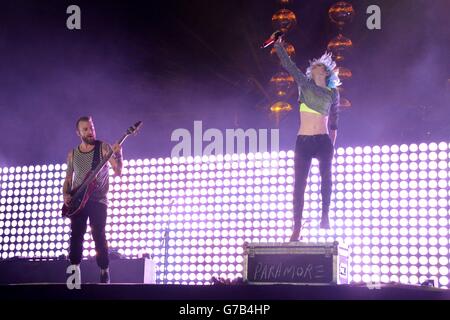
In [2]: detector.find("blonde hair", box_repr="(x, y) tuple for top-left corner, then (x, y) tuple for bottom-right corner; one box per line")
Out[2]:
(305, 52), (342, 89)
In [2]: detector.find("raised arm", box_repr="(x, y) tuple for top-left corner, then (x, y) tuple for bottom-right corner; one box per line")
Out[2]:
(273, 39), (309, 88)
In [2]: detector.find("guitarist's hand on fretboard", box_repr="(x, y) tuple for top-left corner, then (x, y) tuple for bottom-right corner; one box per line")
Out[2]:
(112, 143), (122, 157)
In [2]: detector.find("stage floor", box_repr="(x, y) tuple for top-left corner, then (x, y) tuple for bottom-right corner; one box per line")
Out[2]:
(1, 283), (449, 300)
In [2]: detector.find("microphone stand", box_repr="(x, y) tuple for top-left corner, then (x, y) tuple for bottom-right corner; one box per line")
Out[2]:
(161, 199), (175, 285)
(163, 227), (169, 284)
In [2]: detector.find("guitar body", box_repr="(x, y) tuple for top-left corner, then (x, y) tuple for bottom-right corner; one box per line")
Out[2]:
(61, 172), (98, 218)
(61, 121), (143, 218)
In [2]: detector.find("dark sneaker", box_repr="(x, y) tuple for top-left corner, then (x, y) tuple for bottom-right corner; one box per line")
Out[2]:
(320, 217), (330, 229)
(100, 269), (110, 284)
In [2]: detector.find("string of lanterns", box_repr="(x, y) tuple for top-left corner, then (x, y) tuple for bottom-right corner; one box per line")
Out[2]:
(328, 1), (355, 108)
(268, 0), (297, 125)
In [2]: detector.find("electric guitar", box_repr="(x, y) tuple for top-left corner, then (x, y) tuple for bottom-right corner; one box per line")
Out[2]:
(61, 121), (143, 218)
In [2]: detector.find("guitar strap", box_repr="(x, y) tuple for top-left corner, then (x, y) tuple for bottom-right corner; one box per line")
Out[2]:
(91, 140), (101, 170)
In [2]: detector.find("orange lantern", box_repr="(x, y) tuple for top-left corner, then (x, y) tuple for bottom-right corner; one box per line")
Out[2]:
(327, 33), (353, 53)
(270, 71), (295, 97)
(334, 52), (345, 62)
(278, 0), (294, 5)
(270, 101), (293, 113)
(329, 1), (355, 29)
(272, 9), (297, 33)
(339, 97), (351, 108)
(336, 66), (352, 80)
(270, 41), (295, 58)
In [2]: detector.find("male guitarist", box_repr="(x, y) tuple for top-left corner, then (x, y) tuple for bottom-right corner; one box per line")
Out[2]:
(63, 116), (123, 284)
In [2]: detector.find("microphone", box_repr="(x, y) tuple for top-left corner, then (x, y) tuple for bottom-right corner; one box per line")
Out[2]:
(261, 30), (284, 49)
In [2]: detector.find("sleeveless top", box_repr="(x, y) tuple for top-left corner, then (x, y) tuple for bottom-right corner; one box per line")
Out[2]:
(71, 141), (110, 206)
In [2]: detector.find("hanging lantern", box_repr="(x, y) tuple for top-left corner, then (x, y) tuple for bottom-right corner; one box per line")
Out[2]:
(339, 97), (351, 108)
(328, 1), (355, 29)
(327, 33), (353, 54)
(278, 0), (294, 5)
(270, 71), (295, 97)
(334, 52), (345, 62)
(336, 66), (352, 80)
(270, 41), (295, 58)
(270, 101), (293, 127)
(270, 101), (293, 113)
(272, 9), (297, 33)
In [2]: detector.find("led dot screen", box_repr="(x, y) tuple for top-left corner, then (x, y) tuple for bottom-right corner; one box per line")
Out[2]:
(0, 142), (449, 287)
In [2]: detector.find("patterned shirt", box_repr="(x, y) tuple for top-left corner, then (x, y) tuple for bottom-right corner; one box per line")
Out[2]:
(67, 141), (110, 206)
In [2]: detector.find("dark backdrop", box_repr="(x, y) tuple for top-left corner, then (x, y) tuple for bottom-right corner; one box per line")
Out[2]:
(0, 0), (449, 166)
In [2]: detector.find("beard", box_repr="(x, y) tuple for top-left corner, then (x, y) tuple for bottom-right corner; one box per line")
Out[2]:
(82, 136), (96, 145)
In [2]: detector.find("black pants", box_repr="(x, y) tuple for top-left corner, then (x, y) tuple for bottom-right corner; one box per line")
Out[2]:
(293, 134), (334, 226)
(69, 200), (109, 269)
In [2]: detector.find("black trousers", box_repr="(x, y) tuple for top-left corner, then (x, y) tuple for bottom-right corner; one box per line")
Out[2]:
(293, 134), (334, 226)
(69, 200), (109, 269)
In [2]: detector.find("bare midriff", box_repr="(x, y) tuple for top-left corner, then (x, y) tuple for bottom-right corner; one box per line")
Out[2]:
(298, 111), (329, 135)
